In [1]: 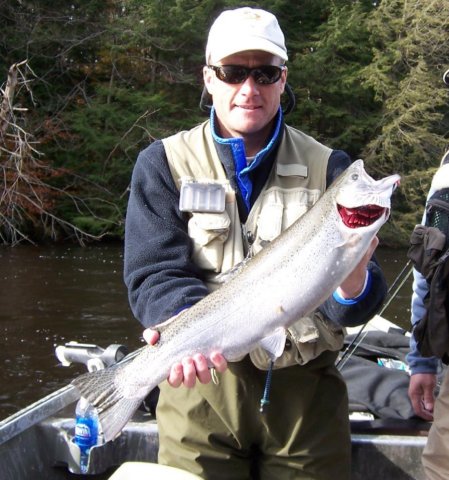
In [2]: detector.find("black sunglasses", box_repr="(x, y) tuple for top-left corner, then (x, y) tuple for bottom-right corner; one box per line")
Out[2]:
(208, 65), (286, 85)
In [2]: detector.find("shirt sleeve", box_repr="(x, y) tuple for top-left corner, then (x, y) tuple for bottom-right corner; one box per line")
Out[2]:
(405, 189), (440, 375)
(406, 268), (439, 374)
(124, 141), (209, 328)
(319, 260), (387, 327)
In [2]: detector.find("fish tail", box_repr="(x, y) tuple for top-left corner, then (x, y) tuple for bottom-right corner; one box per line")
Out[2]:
(71, 364), (143, 442)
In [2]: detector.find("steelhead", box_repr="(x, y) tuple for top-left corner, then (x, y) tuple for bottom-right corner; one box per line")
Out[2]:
(72, 159), (400, 442)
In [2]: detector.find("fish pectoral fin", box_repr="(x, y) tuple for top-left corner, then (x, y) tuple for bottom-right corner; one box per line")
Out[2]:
(259, 328), (287, 361)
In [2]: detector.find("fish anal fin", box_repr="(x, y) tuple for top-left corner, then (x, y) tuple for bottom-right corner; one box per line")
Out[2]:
(215, 258), (250, 284)
(259, 328), (287, 361)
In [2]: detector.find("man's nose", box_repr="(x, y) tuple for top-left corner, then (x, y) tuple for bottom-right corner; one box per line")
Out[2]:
(238, 74), (260, 94)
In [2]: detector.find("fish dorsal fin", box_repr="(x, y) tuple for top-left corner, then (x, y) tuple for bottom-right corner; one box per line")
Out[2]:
(259, 328), (287, 361)
(215, 257), (250, 284)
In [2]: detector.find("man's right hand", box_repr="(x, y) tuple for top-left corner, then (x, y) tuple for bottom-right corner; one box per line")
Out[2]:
(408, 372), (437, 421)
(143, 328), (228, 388)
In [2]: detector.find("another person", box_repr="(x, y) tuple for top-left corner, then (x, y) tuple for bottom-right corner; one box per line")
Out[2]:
(407, 149), (449, 480)
(124, 7), (387, 479)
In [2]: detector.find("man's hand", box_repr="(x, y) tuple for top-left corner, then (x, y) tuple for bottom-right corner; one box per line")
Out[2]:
(337, 236), (379, 299)
(143, 328), (228, 388)
(408, 373), (437, 421)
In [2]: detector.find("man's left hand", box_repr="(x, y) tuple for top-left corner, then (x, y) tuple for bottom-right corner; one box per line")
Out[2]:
(337, 236), (379, 299)
(143, 328), (228, 388)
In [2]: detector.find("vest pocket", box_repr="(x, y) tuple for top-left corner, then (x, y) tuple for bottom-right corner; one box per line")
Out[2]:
(252, 189), (320, 254)
(188, 212), (231, 272)
(408, 224), (446, 281)
(257, 203), (283, 243)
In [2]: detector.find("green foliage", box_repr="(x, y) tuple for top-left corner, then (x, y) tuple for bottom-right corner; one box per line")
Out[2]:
(0, 0), (448, 245)
(357, 0), (449, 242)
(287, 1), (380, 158)
(362, 0), (449, 175)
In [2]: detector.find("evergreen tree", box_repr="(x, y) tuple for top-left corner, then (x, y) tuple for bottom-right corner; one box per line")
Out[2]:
(287, 1), (378, 158)
(360, 0), (449, 242)
(2, 0), (448, 244)
(362, 0), (449, 175)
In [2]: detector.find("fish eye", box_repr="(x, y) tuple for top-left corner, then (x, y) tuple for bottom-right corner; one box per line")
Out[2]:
(351, 173), (359, 181)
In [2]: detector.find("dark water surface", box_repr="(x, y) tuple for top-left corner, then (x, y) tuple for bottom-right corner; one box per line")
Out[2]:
(0, 243), (142, 420)
(0, 243), (413, 420)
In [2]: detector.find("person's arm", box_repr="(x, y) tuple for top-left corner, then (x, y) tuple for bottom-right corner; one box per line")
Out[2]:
(408, 151), (449, 417)
(405, 181), (441, 420)
(124, 141), (209, 328)
(407, 268), (439, 376)
(406, 267), (439, 420)
(124, 141), (226, 386)
(319, 251), (387, 327)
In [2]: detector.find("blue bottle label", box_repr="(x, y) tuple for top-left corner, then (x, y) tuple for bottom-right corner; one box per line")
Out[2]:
(75, 416), (97, 449)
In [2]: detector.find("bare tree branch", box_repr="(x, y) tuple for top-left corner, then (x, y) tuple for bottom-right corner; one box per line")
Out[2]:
(0, 61), (118, 246)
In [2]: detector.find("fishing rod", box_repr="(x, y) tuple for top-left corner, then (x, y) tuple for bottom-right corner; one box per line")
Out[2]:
(336, 257), (414, 370)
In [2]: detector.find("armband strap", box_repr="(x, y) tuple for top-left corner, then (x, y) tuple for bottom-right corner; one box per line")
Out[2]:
(332, 270), (371, 305)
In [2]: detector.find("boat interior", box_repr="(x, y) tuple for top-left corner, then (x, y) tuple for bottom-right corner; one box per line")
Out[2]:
(0, 382), (429, 480)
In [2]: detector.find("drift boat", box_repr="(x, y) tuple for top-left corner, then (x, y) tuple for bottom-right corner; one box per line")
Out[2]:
(0, 316), (430, 480)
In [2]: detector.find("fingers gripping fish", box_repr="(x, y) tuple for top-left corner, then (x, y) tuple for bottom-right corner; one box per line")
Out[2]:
(72, 160), (400, 442)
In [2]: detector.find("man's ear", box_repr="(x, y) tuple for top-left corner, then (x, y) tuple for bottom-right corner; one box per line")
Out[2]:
(203, 66), (214, 94)
(199, 87), (212, 112)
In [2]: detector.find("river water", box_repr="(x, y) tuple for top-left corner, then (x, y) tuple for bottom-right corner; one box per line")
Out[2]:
(0, 243), (413, 420)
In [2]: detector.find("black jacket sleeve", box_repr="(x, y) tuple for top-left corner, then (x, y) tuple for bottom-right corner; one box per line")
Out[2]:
(319, 260), (387, 327)
(124, 141), (208, 328)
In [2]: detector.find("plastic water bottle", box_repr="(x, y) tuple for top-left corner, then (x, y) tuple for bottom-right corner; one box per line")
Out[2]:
(74, 397), (99, 473)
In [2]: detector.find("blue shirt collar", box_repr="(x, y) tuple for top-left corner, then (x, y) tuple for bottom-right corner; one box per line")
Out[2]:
(209, 107), (284, 210)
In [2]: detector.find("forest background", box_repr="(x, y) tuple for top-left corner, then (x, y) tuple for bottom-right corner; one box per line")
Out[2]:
(1, 0), (448, 247)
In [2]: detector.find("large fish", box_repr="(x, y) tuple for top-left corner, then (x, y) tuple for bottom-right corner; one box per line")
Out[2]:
(72, 159), (400, 442)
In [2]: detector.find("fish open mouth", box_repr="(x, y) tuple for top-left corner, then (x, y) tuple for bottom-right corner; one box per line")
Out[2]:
(337, 204), (387, 228)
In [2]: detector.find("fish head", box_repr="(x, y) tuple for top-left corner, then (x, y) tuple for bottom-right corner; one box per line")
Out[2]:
(334, 159), (400, 233)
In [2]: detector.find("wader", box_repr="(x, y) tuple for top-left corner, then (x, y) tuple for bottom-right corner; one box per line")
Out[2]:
(157, 352), (350, 480)
(422, 370), (449, 480)
(157, 121), (351, 479)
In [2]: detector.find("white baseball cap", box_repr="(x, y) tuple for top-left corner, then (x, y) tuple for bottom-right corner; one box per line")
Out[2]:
(206, 7), (288, 65)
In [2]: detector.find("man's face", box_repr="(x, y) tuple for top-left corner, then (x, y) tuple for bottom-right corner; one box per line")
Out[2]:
(203, 51), (287, 148)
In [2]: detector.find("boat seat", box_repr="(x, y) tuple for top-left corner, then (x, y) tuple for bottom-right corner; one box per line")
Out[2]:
(108, 461), (203, 479)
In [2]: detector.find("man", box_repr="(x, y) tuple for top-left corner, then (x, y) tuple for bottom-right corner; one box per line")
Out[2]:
(407, 150), (449, 480)
(124, 7), (387, 479)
